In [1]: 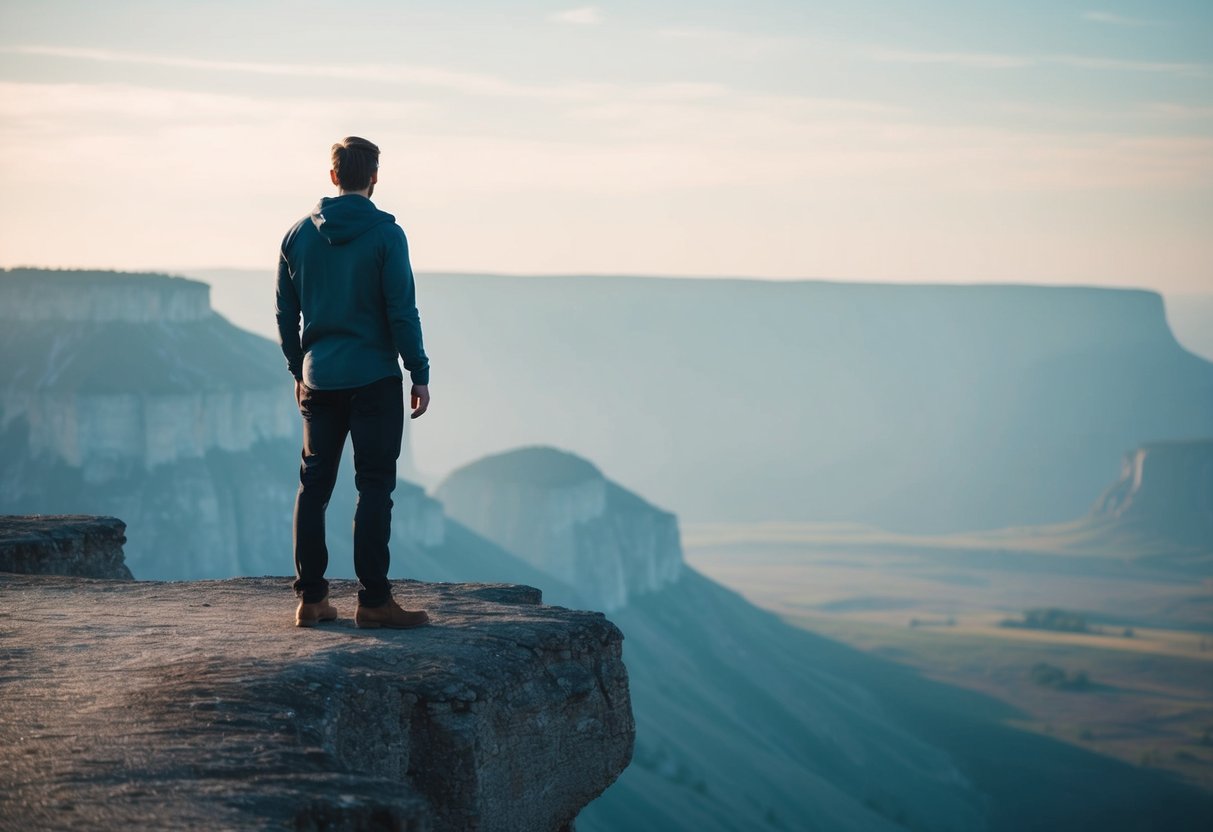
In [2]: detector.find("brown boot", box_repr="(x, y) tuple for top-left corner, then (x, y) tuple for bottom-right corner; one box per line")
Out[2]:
(295, 596), (339, 628)
(355, 597), (430, 629)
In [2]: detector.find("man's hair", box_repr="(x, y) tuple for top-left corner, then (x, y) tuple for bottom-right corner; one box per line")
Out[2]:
(331, 136), (380, 191)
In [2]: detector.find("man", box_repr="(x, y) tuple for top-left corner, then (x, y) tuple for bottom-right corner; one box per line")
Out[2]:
(276, 136), (431, 629)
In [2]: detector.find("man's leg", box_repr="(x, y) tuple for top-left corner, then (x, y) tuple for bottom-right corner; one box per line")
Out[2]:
(293, 384), (351, 604)
(348, 376), (404, 608)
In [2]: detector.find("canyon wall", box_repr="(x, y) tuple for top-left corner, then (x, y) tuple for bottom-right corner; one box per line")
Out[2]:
(0, 269), (439, 578)
(0, 269), (296, 477)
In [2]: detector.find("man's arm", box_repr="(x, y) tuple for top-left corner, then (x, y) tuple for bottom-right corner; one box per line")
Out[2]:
(275, 249), (304, 382)
(382, 227), (430, 387)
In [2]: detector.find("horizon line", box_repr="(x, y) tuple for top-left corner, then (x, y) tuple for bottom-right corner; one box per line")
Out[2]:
(1, 263), (1188, 295)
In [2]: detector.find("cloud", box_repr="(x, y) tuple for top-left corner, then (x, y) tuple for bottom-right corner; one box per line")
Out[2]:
(866, 46), (1207, 77)
(866, 48), (1032, 69)
(650, 28), (1204, 78)
(1143, 102), (1213, 118)
(652, 26), (847, 61)
(4, 43), (1210, 206)
(1052, 55), (1205, 75)
(1082, 11), (1163, 27)
(0, 80), (278, 126)
(550, 6), (602, 26)
(0, 45), (602, 101)
(0, 43), (901, 130)
(3, 76), (1210, 285)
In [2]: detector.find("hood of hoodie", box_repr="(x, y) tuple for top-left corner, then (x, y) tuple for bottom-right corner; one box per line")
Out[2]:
(310, 194), (396, 245)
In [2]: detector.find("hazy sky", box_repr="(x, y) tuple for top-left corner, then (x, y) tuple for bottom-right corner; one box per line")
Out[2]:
(1, 1), (1211, 291)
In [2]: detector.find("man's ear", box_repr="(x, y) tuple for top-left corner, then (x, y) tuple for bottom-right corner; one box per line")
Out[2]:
(371, 172), (379, 186)
(330, 169), (340, 187)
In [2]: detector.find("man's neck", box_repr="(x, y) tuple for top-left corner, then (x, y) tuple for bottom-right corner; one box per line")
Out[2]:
(337, 188), (371, 198)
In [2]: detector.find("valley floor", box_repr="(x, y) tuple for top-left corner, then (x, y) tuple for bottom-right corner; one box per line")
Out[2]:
(684, 521), (1213, 792)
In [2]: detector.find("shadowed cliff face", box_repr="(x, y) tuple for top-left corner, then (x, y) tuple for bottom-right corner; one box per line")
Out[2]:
(0, 269), (440, 579)
(436, 447), (683, 612)
(0, 574), (634, 832)
(1092, 439), (1213, 549)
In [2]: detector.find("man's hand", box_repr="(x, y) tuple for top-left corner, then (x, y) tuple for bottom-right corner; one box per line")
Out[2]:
(295, 378), (305, 407)
(410, 384), (430, 419)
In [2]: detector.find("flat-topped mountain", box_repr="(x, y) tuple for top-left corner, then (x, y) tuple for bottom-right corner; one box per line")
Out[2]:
(0, 268), (213, 323)
(418, 276), (1213, 533)
(191, 269), (1213, 533)
(0, 269), (439, 579)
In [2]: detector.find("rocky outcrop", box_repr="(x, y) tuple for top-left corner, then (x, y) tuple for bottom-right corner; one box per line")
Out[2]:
(1092, 439), (1213, 548)
(0, 514), (132, 579)
(0, 573), (634, 831)
(436, 447), (682, 611)
(0, 268), (440, 577)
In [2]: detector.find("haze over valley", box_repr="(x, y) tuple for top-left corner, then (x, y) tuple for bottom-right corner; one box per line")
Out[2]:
(3, 266), (1211, 830)
(194, 267), (1213, 534)
(4, 1), (1213, 827)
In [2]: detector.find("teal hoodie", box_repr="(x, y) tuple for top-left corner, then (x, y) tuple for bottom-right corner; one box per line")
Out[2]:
(276, 194), (429, 389)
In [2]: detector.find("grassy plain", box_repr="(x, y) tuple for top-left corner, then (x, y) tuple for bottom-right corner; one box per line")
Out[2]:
(684, 521), (1213, 790)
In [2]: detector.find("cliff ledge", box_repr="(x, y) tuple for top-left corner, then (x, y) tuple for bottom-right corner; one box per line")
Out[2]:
(0, 514), (132, 579)
(0, 574), (634, 831)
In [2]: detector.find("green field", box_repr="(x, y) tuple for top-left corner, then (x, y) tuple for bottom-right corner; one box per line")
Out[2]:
(684, 521), (1213, 790)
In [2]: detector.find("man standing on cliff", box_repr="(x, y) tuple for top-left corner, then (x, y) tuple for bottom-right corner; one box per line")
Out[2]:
(276, 136), (431, 630)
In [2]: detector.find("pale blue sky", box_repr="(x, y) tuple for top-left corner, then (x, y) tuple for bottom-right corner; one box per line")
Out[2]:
(1, 1), (1210, 290)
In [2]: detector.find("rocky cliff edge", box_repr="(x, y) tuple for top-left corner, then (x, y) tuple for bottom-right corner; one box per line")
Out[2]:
(0, 574), (634, 831)
(0, 514), (132, 579)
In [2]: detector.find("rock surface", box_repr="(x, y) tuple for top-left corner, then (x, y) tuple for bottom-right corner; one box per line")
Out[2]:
(0, 514), (132, 579)
(437, 448), (682, 612)
(1092, 439), (1213, 549)
(0, 575), (634, 831)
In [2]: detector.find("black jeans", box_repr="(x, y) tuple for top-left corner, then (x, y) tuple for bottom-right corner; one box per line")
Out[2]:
(293, 375), (403, 607)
